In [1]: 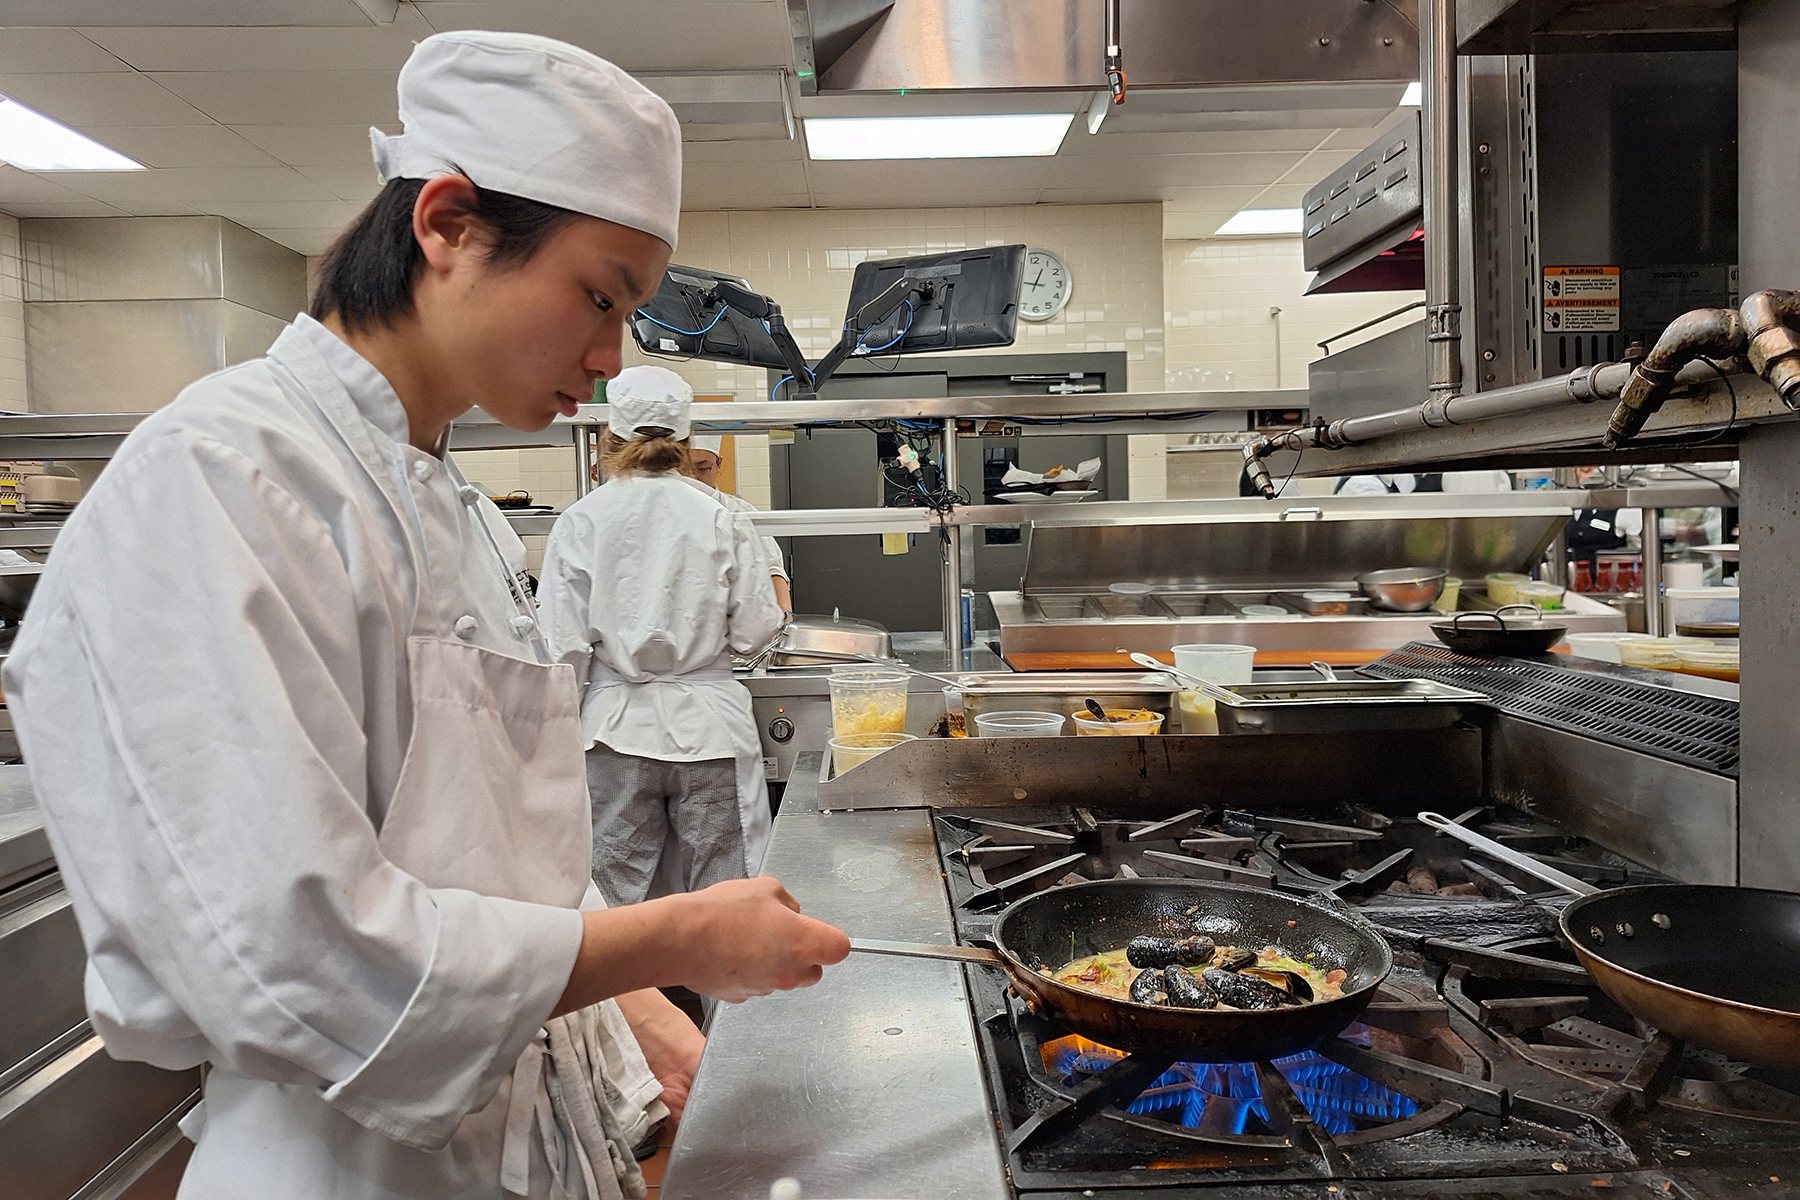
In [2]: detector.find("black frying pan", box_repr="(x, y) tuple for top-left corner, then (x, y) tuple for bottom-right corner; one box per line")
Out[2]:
(1421, 812), (1800, 1067)
(1431, 605), (1568, 656)
(852, 877), (1393, 1063)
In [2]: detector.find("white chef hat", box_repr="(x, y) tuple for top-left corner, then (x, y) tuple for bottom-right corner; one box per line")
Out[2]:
(607, 366), (692, 440)
(690, 435), (724, 456)
(371, 30), (682, 250)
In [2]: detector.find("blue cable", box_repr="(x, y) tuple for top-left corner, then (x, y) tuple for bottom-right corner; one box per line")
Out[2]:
(857, 300), (914, 354)
(771, 374), (793, 400)
(635, 307), (729, 338)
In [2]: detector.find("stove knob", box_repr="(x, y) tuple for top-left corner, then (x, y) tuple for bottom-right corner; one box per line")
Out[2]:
(768, 716), (794, 743)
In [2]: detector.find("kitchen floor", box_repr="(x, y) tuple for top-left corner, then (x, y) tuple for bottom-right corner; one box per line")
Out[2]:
(640, 1122), (675, 1196)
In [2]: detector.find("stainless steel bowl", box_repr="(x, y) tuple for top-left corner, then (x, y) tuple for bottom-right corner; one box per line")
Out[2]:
(1355, 567), (1448, 612)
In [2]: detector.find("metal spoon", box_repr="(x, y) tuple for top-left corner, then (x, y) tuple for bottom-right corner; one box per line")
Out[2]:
(1126, 652), (1238, 702)
(1084, 697), (1116, 723)
(1310, 661), (1339, 682)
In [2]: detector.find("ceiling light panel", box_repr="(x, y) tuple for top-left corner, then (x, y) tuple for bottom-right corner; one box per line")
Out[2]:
(803, 113), (1074, 160)
(1215, 208), (1303, 235)
(1400, 82), (1422, 106)
(0, 98), (143, 171)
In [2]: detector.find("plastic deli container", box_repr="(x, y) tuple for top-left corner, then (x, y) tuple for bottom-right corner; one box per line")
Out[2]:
(1434, 576), (1462, 613)
(829, 732), (916, 774)
(828, 666), (910, 739)
(1485, 573), (1531, 606)
(1618, 636), (1713, 670)
(1171, 643), (1256, 736)
(972, 710), (1066, 738)
(1299, 590), (1357, 615)
(1072, 710), (1165, 736)
(1564, 632), (1646, 664)
(1674, 645), (1740, 683)
(1664, 586), (1739, 634)
(1515, 581), (1566, 611)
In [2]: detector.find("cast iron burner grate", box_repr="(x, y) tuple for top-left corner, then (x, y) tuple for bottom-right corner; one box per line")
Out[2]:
(1362, 642), (1739, 776)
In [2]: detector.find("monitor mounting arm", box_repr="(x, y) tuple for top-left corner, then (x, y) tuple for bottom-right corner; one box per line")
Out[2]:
(707, 278), (817, 400)
(803, 275), (931, 401)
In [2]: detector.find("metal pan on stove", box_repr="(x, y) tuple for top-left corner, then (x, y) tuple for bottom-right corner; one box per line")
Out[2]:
(851, 877), (1392, 1063)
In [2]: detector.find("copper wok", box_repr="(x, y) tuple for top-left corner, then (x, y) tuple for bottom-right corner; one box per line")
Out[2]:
(851, 877), (1392, 1063)
(1420, 812), (1800, 1067)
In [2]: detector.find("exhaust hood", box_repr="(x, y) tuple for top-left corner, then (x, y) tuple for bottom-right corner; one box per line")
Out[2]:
(788, 0), (1419, 95)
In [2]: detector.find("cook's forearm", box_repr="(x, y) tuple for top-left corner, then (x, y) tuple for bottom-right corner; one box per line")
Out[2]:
(773, 575), (792, 613)
(551, 898), (691, 1017)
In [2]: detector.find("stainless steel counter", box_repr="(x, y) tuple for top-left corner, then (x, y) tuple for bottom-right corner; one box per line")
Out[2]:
(659, 753), (1009, 1200)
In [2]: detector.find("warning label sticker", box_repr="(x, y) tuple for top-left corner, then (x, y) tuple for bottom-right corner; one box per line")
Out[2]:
(1543, 265), (1621, 332)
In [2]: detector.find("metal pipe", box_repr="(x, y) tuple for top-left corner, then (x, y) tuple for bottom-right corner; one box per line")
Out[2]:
(941, 418), (965, 660)
(1641, 507), (1664, 636)
(1740, 288), (1800, 405)
(574, 423), (595, 497)
(1240, 357), (1725, 498)
(1604, 308), (1745, 449)
(1104, 0), (1126, 104)
(1420, 0), (1463, 399)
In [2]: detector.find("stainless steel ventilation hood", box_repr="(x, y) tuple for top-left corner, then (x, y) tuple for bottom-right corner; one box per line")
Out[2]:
(1458, 0), (1739, 54)
(787, 0), (1420, 95)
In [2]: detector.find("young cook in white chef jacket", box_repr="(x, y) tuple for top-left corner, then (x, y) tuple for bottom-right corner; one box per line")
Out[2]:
(687, 434), (793, 616)
(1, 31), (848, 1200)
(538, 369), (783, 907)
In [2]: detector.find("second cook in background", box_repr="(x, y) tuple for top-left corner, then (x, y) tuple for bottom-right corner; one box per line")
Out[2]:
(687, 434), (792, 616)
(540, 367), (786, 908)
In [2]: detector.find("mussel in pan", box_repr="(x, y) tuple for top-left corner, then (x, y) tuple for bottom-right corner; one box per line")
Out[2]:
(1129, 965), (1168, 1005)
(1162, 965), (1218, 1009)
(1126, 934), (1215, 969)
(1202, 967), (1302, 1010)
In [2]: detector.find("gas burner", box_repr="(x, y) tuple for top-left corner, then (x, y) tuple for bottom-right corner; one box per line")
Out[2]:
(934, 801), (1800, 1195)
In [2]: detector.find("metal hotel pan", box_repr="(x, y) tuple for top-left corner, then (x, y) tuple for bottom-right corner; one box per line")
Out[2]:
(852, 878), (1392, 1063)
(1420, 812), (1800, 1067)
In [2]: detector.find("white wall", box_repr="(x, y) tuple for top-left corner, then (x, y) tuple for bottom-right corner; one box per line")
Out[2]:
(0, 216), (26, 412)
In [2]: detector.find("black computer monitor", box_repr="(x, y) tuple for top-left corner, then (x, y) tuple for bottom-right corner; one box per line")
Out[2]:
(840, 245), (1026, 358)
(631, 264), (790, 370)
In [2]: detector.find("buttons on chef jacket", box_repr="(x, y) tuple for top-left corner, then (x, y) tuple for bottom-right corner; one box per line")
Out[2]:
(454, 615), (478, 639)
(411, 459), (434, 483)
(509, 614), (537, 637)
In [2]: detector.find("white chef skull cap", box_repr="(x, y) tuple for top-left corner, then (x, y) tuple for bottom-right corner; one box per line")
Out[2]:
(607, 366), (692, 440)
(690, 435), (723, 456)
(371, 30), (682, 250)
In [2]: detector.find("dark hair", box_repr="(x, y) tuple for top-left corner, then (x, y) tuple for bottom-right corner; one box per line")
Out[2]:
(600, 429), (689, 478)
(309, 176), (582, 333)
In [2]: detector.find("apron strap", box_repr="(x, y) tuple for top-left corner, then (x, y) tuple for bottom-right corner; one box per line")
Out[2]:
(501, 1032), (548, 1196)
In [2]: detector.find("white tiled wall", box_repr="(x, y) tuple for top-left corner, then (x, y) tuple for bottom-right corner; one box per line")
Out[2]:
(0, 217), (27, 412)
(1163, 237), (1423, 391)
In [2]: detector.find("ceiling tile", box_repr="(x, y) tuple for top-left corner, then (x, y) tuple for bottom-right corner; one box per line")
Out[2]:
(79, 125), (285, 169)
(82, 6), (432, 72)
(682, 158), (811, 203)
(412, 2), (792, 70)
(805, 157), (1053, 196)
(296, 163), (383, 202)
(813, 190), (1040, 209)
(3, 198), (129, 217)
(207, 199), (362, 229)
(1323, 110), (1412, 150)
(682, 138), (803, 164)
(148, 71), (398, 126)
(0, 72), (211, 126)
(0, 166), (121, 206)
(1043, 152), (1307, 192)
(1160, 186), (1265, 214)
(1070, 129), (1335, 157)
(0, 29), (129, 73)
(255, 227), (342, 255)
(1164, 212), (1234, 239)
(56, 167), (337, 207)
(230, 123), (398, 167)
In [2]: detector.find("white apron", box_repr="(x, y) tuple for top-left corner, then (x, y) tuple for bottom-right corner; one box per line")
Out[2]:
(178, 418), (662, 1196)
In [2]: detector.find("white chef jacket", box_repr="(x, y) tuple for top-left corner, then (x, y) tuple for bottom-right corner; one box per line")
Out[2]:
(684, 476), (787, 582)
(538, 473), (783, 764)
(2, 316), (592, 1184)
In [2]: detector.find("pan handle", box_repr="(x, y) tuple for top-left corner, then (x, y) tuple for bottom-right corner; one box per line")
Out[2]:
(849, 938), (1006, 966)
(1417, 811), (1600, 897)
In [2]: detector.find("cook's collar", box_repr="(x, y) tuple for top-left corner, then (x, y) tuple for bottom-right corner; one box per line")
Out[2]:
(270, 314), (416, 450)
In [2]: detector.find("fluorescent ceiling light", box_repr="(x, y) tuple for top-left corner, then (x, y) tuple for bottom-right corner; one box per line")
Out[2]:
(1400, 81), (1422, 106)
(0, 97), (142, 171)
(803, 113), (1074, 160)
(1216, 208), (1303, 236)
